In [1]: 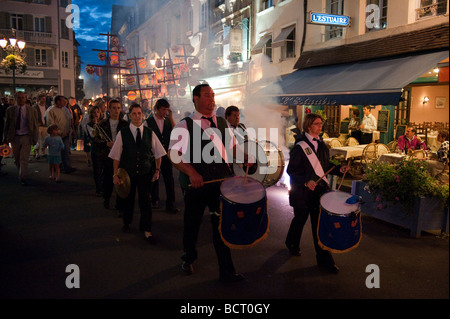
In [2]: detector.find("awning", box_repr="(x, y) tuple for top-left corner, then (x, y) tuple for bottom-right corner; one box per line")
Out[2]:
(272, 25), (295, 48)
(272, 50), (449, 106)
(251, 34), (271, 55)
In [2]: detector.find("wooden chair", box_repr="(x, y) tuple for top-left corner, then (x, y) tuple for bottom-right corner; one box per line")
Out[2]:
(345, 137), (360, 146)
(386, 140), (397, 153)
(329, 138), (343, 148)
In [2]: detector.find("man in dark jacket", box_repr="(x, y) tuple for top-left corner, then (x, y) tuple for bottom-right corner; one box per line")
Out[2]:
(146, 98), (179, 213)
(285, 113), (349, 273)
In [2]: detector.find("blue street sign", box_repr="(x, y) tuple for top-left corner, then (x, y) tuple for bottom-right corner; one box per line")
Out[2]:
(308, 12), (351, 27)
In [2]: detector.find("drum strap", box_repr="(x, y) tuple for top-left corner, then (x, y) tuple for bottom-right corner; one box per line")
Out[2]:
(298, 141), (329, 185)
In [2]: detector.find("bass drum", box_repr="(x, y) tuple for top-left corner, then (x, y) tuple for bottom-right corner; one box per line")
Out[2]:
(232, 140), (284, 188)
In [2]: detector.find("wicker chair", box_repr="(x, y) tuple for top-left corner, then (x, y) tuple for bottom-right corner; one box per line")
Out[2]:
(361, 143), (379, 167)
(345, 137), (360, 146)
(409, 150), (427, 159)
(321, 132), (329, 139)
(376, 143), (390, 157)
(386, 140), (397, 153)
(329, 138), (343, 148)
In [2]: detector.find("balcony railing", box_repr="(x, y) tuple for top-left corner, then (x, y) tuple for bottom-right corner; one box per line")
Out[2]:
(416, 2), (447, 20)
(0, 29), (57, 45)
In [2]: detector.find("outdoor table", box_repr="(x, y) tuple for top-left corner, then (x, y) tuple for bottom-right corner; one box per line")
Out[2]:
(329, 144), (368, 160)
(378, 153), (407, 164)
(417, 134), (441, 152)
(378, 153), (445, 177)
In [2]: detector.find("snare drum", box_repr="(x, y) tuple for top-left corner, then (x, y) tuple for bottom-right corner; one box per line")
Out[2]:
(317, 191), (361, 253)
(219, 176), (268, 249)
(233, 140), (285, 188)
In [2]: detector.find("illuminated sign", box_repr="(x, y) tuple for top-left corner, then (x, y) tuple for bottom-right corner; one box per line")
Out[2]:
(308, 12), (351, 27)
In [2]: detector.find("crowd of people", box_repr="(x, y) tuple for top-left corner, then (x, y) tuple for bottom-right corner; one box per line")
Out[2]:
(1, 86), (448, 284)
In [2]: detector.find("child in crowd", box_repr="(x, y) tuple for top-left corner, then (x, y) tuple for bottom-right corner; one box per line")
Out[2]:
(44, 124), (65, 183)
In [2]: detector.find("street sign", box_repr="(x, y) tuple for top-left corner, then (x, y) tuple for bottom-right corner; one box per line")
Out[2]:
(308, 12), (351, 27)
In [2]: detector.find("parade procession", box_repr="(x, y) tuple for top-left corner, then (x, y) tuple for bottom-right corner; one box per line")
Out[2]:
(0, 0), (448, 305)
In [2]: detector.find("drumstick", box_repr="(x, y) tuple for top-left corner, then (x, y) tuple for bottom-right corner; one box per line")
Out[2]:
(337, 159), (351, 191)
(188, 177), (228, 187)
(304, 166), (335, 187)
(244, 164), (250, 184)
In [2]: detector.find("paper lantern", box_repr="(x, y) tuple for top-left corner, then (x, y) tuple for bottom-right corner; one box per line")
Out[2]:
(167, 84), (177, 96)
(110, 52), (119, 60)
(111, 36), (119, 47)
(110, 58), (119, 67)
(85, 65), (95, 75)
(95, 67), (103, 77)
(127, 91), (136, 100)
(126, 59), (134, 69)
(98, 51), (106, 61)
(155, 59), (163, 69)
(126, 76), (136, 85)
(138, 58), (147, 69)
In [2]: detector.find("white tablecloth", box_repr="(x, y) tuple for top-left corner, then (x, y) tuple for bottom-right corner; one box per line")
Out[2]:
(329, 144), (368, 160)
(417, 134), (441, 152)
(378, 153), (407, 164)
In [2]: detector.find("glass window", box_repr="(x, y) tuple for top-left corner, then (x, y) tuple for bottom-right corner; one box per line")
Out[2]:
(62, 51), (69, 68)
(34, 17), (46, 33)
(200, 2), (207, 29)
(261, 0), (273, 11)
(325, 0), (344, 40)
(11, 14), (24, 31)
(35, 49), (47, 66)
(366, 0), (388, 32)
(417, 0), (447, 19)
(264, 36), (272, 62)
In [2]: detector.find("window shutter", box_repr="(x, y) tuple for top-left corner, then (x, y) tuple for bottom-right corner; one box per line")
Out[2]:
(0, 12), (11, 29)
(45, 16), (52, 34)
(24, 14), (34, 32)
(47, 49), (53, 67)
(24, 48), (36, 66)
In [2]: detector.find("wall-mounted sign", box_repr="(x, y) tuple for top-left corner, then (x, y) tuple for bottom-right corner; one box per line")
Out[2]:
(308, 12), (351, 27)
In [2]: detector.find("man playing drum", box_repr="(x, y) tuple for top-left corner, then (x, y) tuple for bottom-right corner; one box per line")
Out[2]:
(285, 113), (349, 274)
(168, 84), (253, 282)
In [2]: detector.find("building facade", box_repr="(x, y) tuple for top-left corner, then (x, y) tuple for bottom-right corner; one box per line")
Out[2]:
(0, 0), (78, 98)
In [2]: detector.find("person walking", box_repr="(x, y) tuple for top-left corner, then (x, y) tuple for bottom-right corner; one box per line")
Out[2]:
(285, 113), (349, 274)
(110, 103), (166, 244)
(146, 98), (179, 213)
(168, 84), (252, 282)
(3, 92), (39, 185)
(44, 124), (65, 183)
(33, 93), (49, 159)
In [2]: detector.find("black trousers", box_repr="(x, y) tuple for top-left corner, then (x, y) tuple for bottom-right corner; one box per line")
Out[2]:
(350, 130), (362, 144)
(102, 157), (114, 201)
(151, 156), (175, 208)
(361, 132), (373, 145)
(182, 183), (236, 276)
(285, 186), (334, 265)
(119, 173), (153, 232)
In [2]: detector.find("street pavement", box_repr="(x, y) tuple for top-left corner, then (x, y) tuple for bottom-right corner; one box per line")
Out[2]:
(0, 151), (448, 306)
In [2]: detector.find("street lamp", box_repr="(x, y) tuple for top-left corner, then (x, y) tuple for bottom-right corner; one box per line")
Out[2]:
(0, 30), (26, 95)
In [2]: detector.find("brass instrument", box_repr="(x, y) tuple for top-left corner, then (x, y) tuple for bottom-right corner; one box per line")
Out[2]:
(95, 123), (112, 143)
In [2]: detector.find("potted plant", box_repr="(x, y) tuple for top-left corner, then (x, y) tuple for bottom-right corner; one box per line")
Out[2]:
(352, 159), (449, 237)
(1, 54), (27, 74)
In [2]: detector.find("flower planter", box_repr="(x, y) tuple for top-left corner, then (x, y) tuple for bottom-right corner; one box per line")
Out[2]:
(352, 181), (449, 238)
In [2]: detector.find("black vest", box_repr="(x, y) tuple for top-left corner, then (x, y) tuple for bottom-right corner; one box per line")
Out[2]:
(119, 126), (154, 177)
(146, 115), (172, 151)
(179, 116), (232, 189)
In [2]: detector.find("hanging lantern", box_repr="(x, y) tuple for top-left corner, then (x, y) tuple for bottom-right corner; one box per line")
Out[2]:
(86, 65), (95, 75)
(167, 84), (177, 96)
(178, 78), (188, 88)
(126, 76), (136, 85)
(126, 59), (134, 69)
(111, 36), (119, 47)
(95, 67), (103, 77)
(127, 91), (136, 100)
(98, 51), (106, 61)
(138, 58), (147, 69)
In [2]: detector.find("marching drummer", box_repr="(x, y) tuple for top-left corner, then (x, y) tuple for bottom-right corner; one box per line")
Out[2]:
(285, 113), (349, 274)
(168, 84), (253, 282)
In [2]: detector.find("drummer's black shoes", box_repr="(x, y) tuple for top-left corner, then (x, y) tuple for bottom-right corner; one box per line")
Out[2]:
(181, 262), (193, 275)
(286, 243), (301, 256)
(219, 272), (245, 283)
(318, 262), (340, 274)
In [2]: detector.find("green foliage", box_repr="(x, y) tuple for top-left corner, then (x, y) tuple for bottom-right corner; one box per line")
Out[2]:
(1, 54), (27, 74)
(363, 159), (449, 211)
(314, 109), (327, 122)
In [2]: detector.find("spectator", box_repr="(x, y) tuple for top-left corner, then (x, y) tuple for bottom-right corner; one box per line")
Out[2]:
(33, 93), (49, 159)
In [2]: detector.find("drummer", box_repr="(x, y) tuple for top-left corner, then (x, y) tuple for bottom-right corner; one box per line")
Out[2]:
(225, 105), (248, 144)
(168, 84), (253, 282)
(285, 113), (349, 274)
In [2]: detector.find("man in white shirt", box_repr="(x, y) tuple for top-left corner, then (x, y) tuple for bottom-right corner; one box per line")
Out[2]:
(168, 84), (253, 282)
(109, 103), (166, 244)
(225, 105), (247, 144)
(360, 105), (377, 144)
(32, 93), (48, 158)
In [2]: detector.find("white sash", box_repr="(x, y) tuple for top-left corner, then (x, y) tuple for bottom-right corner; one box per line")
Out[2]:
(298, 141), (329, 185)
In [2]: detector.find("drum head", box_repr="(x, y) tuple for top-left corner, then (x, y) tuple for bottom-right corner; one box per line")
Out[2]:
(320, 191), (359, 216)
(233, 140), (284, 188)
(220, 176), (266, 204)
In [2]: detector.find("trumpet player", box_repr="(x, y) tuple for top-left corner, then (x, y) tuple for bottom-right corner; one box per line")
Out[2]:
(94, 99), (129, 210)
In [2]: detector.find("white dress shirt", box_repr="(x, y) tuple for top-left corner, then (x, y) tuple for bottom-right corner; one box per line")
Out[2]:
(361, 114), (377, 134)
(108, 123), (166, 161)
